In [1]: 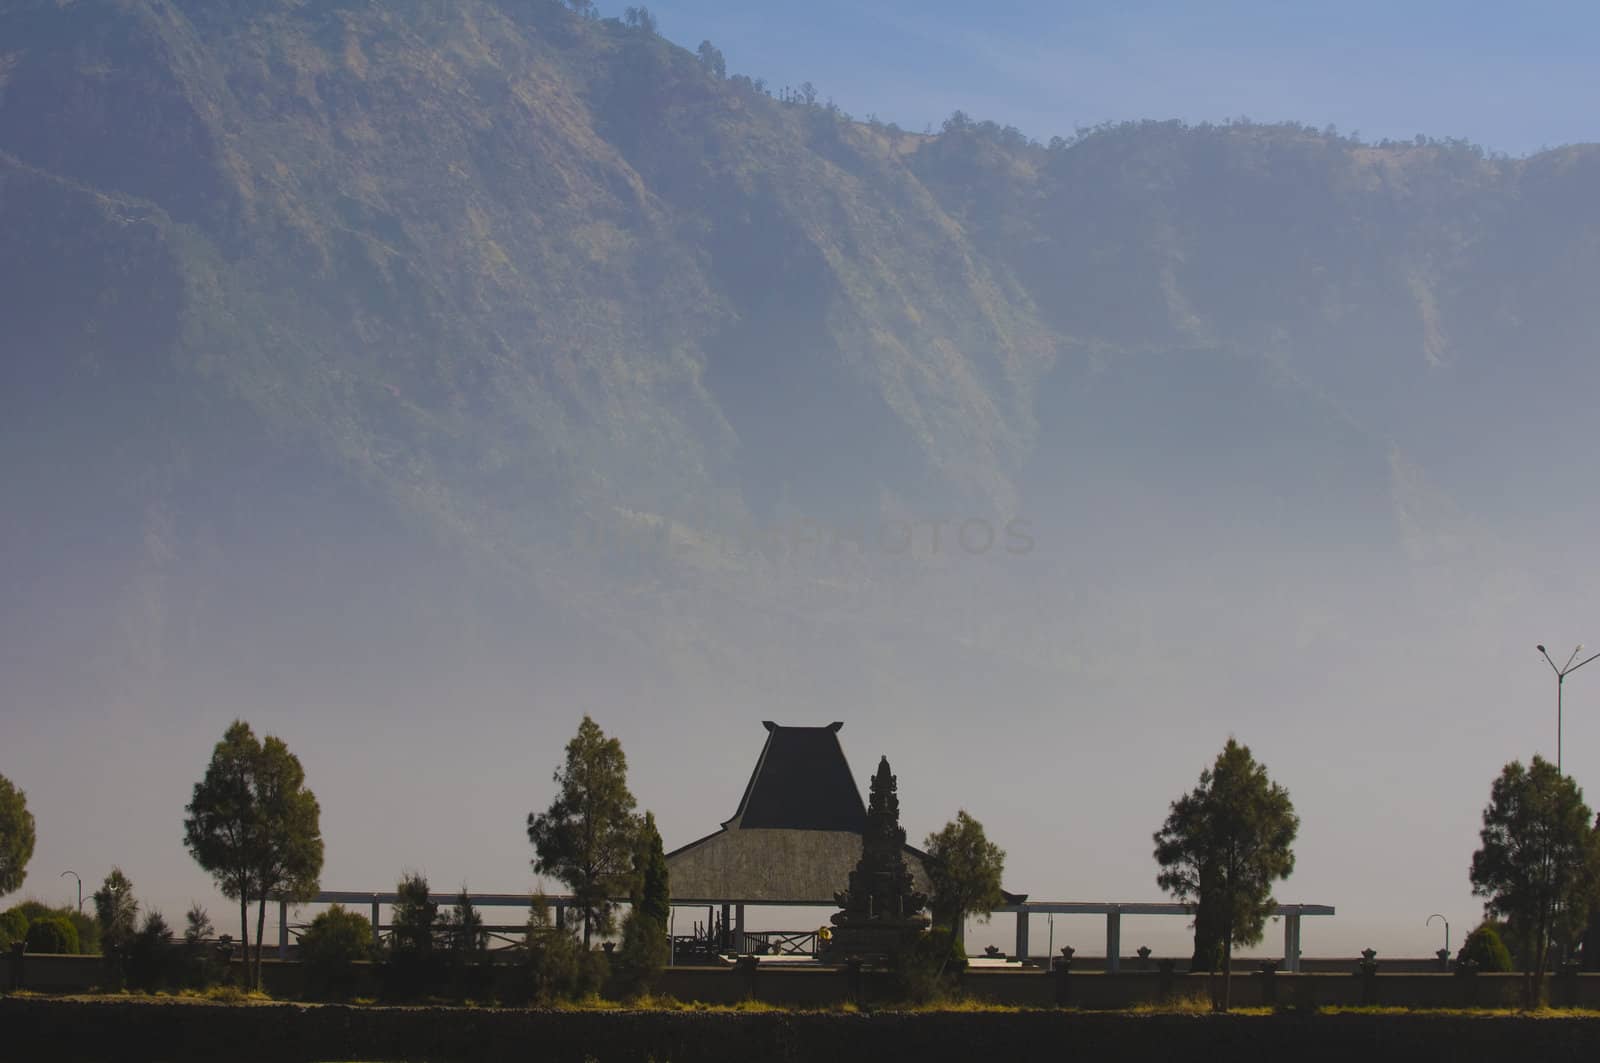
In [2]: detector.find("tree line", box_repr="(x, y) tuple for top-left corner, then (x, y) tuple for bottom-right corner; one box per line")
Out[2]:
(4, 716), (1598, 1007)
(1149, 739), (1600, 1009)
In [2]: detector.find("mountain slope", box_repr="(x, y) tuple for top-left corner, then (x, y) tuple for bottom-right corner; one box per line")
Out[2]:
(4, 0), (1600, 714)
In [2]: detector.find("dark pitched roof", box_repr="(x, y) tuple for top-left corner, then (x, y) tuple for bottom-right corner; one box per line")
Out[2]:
(725, 721), (867, 832)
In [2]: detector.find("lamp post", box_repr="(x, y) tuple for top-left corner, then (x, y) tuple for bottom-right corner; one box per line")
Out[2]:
(1427, 913), (1449, 959)
(60, 871), (81, 914)
(1537, 644), (1600, 774)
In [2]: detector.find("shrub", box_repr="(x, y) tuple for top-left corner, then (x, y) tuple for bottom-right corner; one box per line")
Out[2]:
(300, 905), (372, 1000)
(526, 900), (604, 1004)
(180, 903), (220, 988)
(65, 910), (100, 955)
(1457, 922), (1513, 972)
(24, 914), (79, 954)
(887, 928), (965, 1003)
(127, 911), (179, 990)
(528, 926), (586, 1002)
(2, 903), (97, 954)
(384, 873), (441, 1000)
(9, 901), (51, 924)
(439, 891), (493, 1000)
(0, 907), (27, 948)
(611, 909), (668, 998)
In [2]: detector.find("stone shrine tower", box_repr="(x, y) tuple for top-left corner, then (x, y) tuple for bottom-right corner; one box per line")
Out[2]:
(825, 755), (930, 960)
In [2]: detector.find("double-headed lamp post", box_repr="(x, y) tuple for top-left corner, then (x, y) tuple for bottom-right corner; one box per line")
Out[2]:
(1537, 643), (1600, 775)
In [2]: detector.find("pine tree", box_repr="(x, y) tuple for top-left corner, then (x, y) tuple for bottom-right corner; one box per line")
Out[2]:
(1154, 739), (1298, 1010)
(631, 811), (670, 927)
(1470, 757), (1600, 1005)
(527, 716), (639, 948)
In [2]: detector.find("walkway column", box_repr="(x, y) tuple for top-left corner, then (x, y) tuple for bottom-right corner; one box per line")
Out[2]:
(1283, 911), (1301, 973)
(1105, 909), (1122, 973)
(370, 899), (381, 947)
(1014, 910), (1029, 962)
(721, 903), (732, 951)
(735, 904), (746, 954)
(278, 900), (288, 960)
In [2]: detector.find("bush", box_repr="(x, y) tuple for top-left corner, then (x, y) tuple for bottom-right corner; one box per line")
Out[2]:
(1457, 923), (1514, 972)
(438, 892), (494, 1001)
(24, 914), (79, 954)
(300, 905), (372, 1000)
(127, 911), (179, 990)
(65, 910), (100, 955)
(527, 929), (604, 1003)
(610, 910), (668, 998)
(888, 928), (965, 1003)
(176, 903), (223, 988)
(2, 903), (97, 954)
(384, 873), (441, 1000)
(0, 907), (27, 948)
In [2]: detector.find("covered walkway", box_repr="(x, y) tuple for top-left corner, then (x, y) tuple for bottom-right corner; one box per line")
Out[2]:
(1001, 901), (1335, 972)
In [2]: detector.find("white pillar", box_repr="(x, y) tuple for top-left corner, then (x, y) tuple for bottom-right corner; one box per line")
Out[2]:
(1014, 911), (1029, 961)
(1106, 909), (1122, 973)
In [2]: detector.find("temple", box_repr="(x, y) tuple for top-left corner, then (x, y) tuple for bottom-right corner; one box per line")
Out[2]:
(664, 721), (1024, 956)
(664, 721), (933, 905)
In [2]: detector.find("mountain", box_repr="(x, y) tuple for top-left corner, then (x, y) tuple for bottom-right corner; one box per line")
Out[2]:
(4, 0), (1600, 723)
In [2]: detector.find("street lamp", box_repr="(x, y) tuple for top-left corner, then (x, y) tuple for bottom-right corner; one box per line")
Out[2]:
(60, 870), (81, 913)
(1427, 914), (1449, 958)
(1537, 643), (1600, 774)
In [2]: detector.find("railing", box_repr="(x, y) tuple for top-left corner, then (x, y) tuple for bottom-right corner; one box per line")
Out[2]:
(741, 930), (820, 957)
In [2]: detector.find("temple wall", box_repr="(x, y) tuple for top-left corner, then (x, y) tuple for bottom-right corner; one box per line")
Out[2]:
(666, 829), (933, 903)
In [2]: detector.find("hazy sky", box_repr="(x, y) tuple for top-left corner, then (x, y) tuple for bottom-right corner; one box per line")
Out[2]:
(648, 0), (1600, 155)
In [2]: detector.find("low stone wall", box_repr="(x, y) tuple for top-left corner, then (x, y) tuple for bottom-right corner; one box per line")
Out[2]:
(10, 952), (1599, 1010)
(5, 998), (1600, 1063)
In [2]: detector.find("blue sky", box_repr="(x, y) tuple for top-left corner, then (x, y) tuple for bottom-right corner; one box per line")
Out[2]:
(642, 0), (1600, 155)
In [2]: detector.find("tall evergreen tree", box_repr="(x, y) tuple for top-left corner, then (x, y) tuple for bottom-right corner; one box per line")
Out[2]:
(630, 811), (670, 928)
(1470, 756), (1600, 1005)
(611, 812), (670, 996)
(1154, 738), (1298, 1010)
(527, 716), (639, 948)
